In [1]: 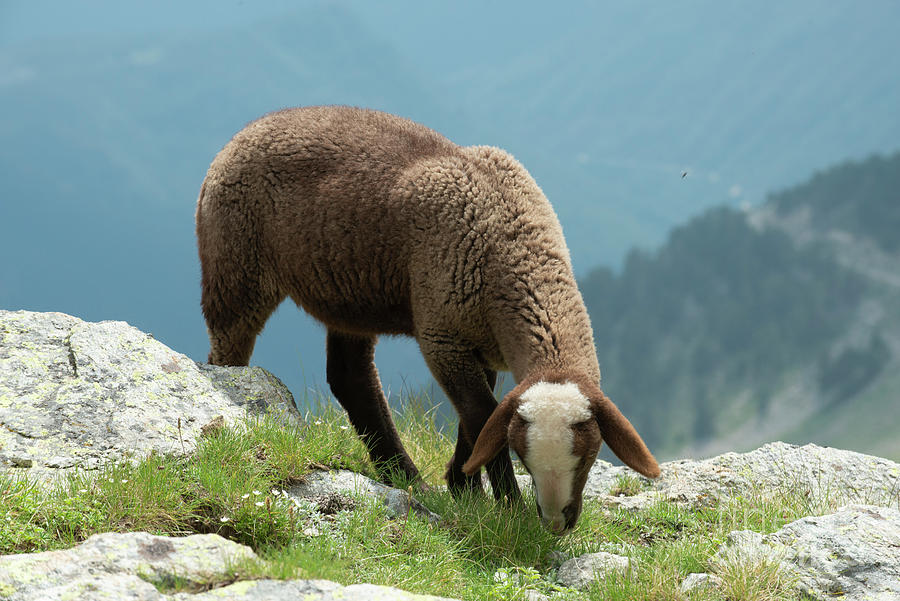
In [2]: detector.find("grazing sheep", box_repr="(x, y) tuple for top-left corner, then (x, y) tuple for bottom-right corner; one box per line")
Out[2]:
(196, 105), (660, 532)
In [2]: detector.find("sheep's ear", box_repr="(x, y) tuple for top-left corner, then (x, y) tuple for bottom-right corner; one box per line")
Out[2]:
(462, 399), (516, 475)
(591, 394), (661, 479)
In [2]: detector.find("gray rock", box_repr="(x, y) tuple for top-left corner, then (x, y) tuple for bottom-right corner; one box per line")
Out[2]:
(679, 572), (723, 593)
(555, 551), (631, 590)
(576, 442), (900, 511)
(0, 531), (255, 600)
(173, 580), (457, 600)
(711, 504), (900, 600)
(0, 532), (459, 601)
(287, 469), (441, 523)
(0, 310), (300, 482)
(172, 579), (342, 601)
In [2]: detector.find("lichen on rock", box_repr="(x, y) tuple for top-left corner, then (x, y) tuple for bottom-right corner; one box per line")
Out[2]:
(0, 310), (300, 484)
(0, 532), (459, 601)
(575, 441), (900, 512)
(712, 504), (900, 600)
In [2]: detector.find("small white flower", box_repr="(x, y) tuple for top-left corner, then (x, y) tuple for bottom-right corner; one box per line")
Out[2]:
(314, 420), (323, 426)
(79, 489), (88, 494)
(271, 488), (280, 496)
(252, 490), (261, 496)
(120, 479), (128, 484)
(339, 425), (349, 431)
(241, 493), (250, 500)
(220, 516), (230, 523)
(255, 501), (265, 507)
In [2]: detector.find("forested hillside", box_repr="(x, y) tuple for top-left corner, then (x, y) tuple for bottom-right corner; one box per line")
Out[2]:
(582, 152), (900, 460)
(769, 153), (900, 254)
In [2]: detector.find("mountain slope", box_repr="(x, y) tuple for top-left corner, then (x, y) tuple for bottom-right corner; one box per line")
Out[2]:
(582, 152), (900, 461)
(420, 1), (900, 266)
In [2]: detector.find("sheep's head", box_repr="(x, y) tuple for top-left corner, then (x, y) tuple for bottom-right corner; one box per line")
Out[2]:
(462, 373), (660, 534)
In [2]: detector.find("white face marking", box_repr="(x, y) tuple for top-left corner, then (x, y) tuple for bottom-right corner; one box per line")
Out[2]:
(517, 381), (591, 531)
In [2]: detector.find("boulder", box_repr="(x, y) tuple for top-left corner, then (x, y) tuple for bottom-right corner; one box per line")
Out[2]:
(0, 310), (300, 483)
(287, 469), (440, 523)
(579, 441), (900, 511)
(0, 532), (458, 601)
(171, 581), (458, 601)
(711, 504), (900, 600)
(555, 551), (631, 590)
(0, 531), (253, 600)
(679, 572), (723, 594)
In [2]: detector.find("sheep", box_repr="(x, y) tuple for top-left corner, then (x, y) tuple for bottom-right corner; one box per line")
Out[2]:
(196, 105), (660, 533)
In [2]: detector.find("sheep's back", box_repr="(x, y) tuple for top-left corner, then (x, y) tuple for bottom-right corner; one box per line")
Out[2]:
(198, 106), (463, 336)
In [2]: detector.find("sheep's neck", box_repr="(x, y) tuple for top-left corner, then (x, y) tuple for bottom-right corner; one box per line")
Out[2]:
(490, 265), (602, 385)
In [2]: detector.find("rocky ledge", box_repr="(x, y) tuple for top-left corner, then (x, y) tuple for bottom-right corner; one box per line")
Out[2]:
(0, 531), (453, 601)
(580, 440), (900, 511)
(0, 310), (298, 482)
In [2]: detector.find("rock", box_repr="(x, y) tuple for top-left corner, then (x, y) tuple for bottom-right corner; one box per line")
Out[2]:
(0, 532), (458, 600)
(0, 310), (300, 482)
(288, 470), (441, 523)
(173, 579), (343, 601)
(575, 442), (900, 511)
(555, 551), (631, 590)
(522, 591), (550, 601)
(711, 504), (900, 600)
(0, 531), (255, 600)
(172, 580), (457, 600)
(679, 572), (723, 593)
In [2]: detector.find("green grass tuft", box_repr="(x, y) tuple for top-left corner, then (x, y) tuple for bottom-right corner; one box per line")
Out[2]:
(608, 473), (647, 497)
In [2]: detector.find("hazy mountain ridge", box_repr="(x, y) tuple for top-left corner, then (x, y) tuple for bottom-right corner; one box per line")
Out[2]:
(582, 151), (900, 461)
(431, 2), (900, 266)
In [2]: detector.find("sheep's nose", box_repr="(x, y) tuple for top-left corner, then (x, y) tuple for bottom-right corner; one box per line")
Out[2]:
(542, 516), (570, 535)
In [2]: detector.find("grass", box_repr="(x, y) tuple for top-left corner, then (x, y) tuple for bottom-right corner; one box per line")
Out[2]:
(608, 473), (649, 498)
(0, 390), (866, 600)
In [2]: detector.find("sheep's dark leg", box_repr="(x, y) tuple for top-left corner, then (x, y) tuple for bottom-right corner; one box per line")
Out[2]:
(444, 367), (499, 494)
(326, 330), (420, 485)
(447, 427), (481, 493)
(201, 275), (282, 367)
(198, 202), (284, 367)
(419, 342), (520, 502)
